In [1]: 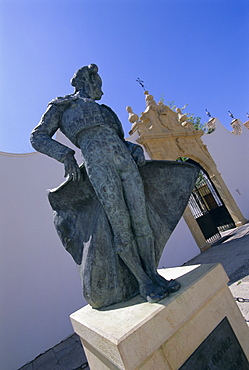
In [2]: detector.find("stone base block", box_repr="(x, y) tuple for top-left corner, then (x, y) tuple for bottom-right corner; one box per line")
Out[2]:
(70, 264), (249, 369)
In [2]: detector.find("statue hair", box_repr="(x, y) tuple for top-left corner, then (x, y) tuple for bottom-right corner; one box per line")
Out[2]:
(71, 64), (99, 92)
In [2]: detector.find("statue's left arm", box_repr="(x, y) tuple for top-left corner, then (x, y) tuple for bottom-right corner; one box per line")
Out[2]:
(124, 141), (146, 167)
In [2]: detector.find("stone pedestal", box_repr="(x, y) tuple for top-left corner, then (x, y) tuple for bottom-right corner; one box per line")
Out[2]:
(70, 264), (249, 369)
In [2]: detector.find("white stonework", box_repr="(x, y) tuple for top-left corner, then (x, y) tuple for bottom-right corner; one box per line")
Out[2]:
(71, 264), (249, 369)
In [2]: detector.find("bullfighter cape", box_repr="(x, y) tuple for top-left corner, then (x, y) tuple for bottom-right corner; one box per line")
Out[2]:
(48, 160), (198, 308)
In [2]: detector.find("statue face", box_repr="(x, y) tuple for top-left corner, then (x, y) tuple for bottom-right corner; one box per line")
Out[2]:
(77, 72), (103, 100)
(88, 73), (103, 100)
(71, 65), (103, 100)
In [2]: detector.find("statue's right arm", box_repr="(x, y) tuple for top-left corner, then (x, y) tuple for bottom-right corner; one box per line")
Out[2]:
(30, 103), (75, 163)
(30, 103), (81, 181)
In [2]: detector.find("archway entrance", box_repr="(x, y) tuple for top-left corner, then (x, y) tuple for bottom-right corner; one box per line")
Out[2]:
(184, 159), (236, 243)
(129, 90), (246, 250)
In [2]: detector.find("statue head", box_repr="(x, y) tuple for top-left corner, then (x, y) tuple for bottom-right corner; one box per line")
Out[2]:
(70, 64), (103, 100)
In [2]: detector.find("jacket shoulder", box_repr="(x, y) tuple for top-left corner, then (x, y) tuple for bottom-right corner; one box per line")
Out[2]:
(49, 94), (77, 106)
(101, 104), (121, 121)
(101, 104), (115, 113)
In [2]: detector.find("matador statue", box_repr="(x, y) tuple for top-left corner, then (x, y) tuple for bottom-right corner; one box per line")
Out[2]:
(31, 64), (198, 308)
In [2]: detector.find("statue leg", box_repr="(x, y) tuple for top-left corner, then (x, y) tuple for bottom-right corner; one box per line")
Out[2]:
(117, 238), (169, 302)
(121, 167), (180, 293)
(79, 132), (176, 299)
(136, 234), (181, 293)
(83, 161), (168, 302)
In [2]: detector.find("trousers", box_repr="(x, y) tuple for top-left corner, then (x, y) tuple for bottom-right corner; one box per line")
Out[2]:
(77, 125), (152, 250)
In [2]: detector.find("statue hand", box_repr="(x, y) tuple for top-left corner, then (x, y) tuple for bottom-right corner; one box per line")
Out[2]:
(132, 146), (146, 167)
(63, 153), (81, 181)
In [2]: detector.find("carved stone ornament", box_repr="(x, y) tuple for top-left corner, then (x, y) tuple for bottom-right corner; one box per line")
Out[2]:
(231, 119), (242, 135)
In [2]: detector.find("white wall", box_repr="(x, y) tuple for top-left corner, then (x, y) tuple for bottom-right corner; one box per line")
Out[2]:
(158, 217), (200, 268)
(0, 151), (85, 370)
(202, 119), (249, 220)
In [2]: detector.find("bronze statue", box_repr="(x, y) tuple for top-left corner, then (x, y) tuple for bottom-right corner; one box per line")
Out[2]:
(31, 64), (198, 308)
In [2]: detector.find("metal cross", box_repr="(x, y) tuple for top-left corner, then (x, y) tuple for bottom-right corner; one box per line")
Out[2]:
(205, 109), (212, 118)
(228, 110), (235, 119)
(136, 78), (146, 91)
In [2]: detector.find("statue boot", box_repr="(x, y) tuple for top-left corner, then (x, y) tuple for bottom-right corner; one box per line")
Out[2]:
(117, 239), (169, 303)
(136, 234), (181, 294)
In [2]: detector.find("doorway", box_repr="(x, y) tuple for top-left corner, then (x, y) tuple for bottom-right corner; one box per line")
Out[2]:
(182, 159), (236, 243)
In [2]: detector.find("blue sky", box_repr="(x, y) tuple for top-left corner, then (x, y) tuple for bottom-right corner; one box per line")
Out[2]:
(1, 0), (248, 153)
